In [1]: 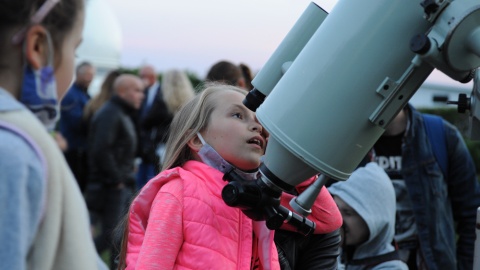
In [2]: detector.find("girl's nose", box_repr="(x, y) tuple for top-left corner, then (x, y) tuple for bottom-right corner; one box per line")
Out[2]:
(252, 117), (263, 133)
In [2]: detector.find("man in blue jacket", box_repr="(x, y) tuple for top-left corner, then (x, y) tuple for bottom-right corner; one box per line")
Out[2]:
(59, 61), (95, 191)
(373, 103), (480, 270)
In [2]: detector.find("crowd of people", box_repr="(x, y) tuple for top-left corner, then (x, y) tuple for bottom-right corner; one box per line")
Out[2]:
(1, 1), (480, 270)
(54, 62), (198, 268)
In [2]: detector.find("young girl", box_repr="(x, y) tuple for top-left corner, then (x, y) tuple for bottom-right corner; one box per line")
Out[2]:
(118, 84), (342, 269)
(0, 0), (105, 269)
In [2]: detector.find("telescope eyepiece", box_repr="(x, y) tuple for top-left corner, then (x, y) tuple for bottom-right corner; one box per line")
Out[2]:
(243, 88), (266, 112)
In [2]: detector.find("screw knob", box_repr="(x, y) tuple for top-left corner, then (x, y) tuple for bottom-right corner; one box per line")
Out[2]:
(410, 34), (431, 55)
(421, 0), (439, 15)
(447, 93), (470, 113)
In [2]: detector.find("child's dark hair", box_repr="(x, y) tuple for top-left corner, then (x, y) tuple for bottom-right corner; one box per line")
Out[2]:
(239, 63), (254, 90)
(205, 60), (243, 86)
(0, 0), (84, 65)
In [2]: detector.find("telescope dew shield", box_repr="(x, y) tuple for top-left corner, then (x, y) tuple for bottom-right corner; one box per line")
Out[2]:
(441, 0), (480, 71)
(415, 0), (480, 83)
(257, 0), (432, 184)
(244, 2), (328, 111)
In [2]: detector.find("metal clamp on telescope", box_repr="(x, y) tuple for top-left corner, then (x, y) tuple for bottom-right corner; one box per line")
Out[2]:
(221, 168), (316, 236)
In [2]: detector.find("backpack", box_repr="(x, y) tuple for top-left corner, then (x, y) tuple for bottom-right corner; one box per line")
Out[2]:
(422, 113), (448, 177)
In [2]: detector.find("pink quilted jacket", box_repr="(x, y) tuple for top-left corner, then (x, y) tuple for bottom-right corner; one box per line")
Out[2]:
(126, 161), (280, 269)
(125, 161), (341, 269)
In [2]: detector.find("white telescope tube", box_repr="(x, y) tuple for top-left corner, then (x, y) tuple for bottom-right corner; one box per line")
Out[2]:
(257, 0), (432, 185)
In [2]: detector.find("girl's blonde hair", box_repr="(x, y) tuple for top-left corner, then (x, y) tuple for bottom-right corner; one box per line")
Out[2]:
(117, 83), (247, 269)
(161, 69), (195, 115)
(161, 83), (247, 170)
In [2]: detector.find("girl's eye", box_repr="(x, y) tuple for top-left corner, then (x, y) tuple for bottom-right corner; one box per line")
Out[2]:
(232, 113), (243, 119)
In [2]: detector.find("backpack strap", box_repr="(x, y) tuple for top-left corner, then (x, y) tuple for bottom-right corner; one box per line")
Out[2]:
(0, 119), (48, 217)
(422, 113), (448, 177)
(0, 119), (48, 177)
(349, 250), (401, 268)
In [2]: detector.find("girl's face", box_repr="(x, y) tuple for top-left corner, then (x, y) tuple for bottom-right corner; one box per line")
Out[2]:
(201, 90), (267, 171)
(54, 10), (85, 99)
(334, 196), (369, 247)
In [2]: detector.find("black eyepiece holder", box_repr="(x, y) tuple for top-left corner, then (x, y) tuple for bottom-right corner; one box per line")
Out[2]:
(222, 168), (316, 236)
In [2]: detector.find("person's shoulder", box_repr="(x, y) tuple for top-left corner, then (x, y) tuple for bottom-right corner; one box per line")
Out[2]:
(60, 89), (77, 106)
(143, 168), (186, 202)
(92, 100), (119, 120)
(64, 85), (79, 97)
(0, 128), (46, 237)
(440, 117), (459, 132)
(62, 84), (85, 101)
(156, 165), (207, 192)
(160, 173), (185, 194)
(95, 99), (114, 113)
(0, 89), (25, 112)
(0, 127), (45, 177)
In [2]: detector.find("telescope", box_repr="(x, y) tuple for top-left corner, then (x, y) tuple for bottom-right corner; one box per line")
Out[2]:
(222, 0), (480, 222)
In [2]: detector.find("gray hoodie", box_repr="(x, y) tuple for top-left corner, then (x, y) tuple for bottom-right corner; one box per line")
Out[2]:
(328, 162), (408, 270)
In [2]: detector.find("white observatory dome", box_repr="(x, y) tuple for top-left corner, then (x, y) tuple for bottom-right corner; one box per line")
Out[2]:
(76, 0), (122, 96)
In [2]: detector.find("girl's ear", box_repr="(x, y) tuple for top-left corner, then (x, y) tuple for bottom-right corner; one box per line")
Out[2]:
(187, 133), (203, 153)
(24, 25), (49, 70)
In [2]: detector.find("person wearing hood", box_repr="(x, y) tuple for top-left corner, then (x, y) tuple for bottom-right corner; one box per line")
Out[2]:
(328, 162), (408, 270)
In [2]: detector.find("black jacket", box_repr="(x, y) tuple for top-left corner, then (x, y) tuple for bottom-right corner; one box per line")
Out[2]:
(275, 188), (341, 270)
(87, 95), (137, 187)
(275, 228), (341, 270)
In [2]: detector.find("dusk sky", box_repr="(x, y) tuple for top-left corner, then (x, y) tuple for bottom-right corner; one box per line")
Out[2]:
(102, 0), (473, 90)
(102, 0), (337, 78)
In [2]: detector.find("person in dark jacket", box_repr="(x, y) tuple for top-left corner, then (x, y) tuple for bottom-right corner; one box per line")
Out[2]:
(59, 61), (95, 191)
(85, 74), (144, 269)
(373, 103), (480, 270)
(136, 65), (173, 189)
